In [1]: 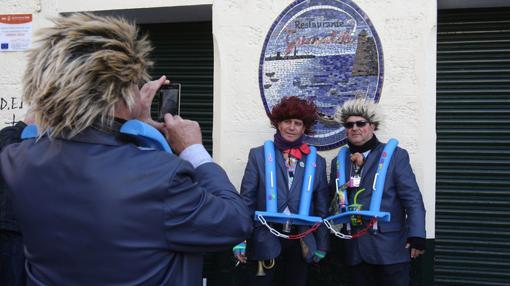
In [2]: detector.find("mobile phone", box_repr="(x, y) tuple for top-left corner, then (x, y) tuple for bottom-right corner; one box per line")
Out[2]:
(158, 83), (181, 120)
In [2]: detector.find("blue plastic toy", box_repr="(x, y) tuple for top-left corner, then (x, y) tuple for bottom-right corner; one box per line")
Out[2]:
(21, 120), (172, 154)
(20, 124), (38, 140)
(254, 140), (322, 226)
(325, 139), (399, 225)
(119, 120), (172, 153)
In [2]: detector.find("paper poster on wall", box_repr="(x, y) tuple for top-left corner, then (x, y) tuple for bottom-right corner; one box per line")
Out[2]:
(0, 14), (32, 52)
(259, 0), (383, 150)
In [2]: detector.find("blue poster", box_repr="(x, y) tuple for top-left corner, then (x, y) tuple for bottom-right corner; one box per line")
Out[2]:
(259, 0), (384, 150)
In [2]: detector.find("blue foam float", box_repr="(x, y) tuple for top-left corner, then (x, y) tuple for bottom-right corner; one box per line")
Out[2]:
(325, 139), (399, 225)
(119, 120), (172, 153)
(20, 124), (38, 140)
(21, 120), (172, 154)
(254, 140), (323, 226)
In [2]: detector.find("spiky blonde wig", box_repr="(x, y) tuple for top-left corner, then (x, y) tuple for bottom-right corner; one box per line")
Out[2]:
(23, 13), (153, 138)
(334, 98), (382, 130)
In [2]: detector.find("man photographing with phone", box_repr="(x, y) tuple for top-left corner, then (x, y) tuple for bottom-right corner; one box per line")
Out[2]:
(0, 13), (251, 286)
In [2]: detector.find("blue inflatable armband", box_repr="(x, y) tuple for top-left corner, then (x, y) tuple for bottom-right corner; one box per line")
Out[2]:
(21, 124), (38, 140)
(336, 147), (349, 209)
(262, 141), (278, 213)
(21, 120), (171, 154)
(119, 120), (172, 154)
(325, 139), (399, 225)
(369, 139), (398, 212)
(254, 140), (322, 226)
(298, 145), (317, 216)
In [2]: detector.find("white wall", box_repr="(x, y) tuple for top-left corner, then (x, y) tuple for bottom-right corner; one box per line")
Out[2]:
(0, 0), (57, 125)
(0, 0), (211, 125)
(0, 0), (437, 238)
(212, 0), (437, 238)
(56, 0), (212, 13)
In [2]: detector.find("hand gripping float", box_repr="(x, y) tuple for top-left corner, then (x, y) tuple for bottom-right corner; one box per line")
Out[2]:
(21, 120), (172, 153)
(255, 141), (322, 239)
(323, 139), (398, 239)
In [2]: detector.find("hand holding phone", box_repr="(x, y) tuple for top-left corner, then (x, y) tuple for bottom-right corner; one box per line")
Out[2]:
(158, 83), (181, 120)
(139, 76), (168, 131)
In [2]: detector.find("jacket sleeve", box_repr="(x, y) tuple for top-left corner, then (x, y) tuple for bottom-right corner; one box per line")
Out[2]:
(329, 157), (338, 202)
(0, 121), (26, 232)
(313, 156), (330, 251)
(239, 149), (259, 215)
(393, 148), (426, 238)
(163, 160), (253, 253)
(0, 121), (26, 150)
(239, 148), (283, 261)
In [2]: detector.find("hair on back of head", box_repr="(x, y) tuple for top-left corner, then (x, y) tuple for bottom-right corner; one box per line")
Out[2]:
(23, 12), (153, 139)
(334, 98), (382, 130)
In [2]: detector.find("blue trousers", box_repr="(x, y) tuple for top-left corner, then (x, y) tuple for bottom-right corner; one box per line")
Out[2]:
(350, 261), (410, 286)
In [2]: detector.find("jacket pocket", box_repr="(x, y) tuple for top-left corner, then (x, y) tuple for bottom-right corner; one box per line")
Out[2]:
(377, 222), (402, 233)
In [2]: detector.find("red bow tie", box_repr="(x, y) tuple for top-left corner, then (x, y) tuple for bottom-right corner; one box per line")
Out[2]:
(283, 143), (310, 160)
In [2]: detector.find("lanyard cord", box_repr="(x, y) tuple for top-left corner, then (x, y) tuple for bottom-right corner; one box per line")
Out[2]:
(349, 152), (366, 177)
(349, 164), (361, 179)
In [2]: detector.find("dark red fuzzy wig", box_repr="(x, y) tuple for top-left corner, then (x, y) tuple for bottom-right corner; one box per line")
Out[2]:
(269, 96), (318, 134)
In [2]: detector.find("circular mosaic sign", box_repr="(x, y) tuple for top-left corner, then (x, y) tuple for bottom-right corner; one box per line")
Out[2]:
(259, 0), (384, 150)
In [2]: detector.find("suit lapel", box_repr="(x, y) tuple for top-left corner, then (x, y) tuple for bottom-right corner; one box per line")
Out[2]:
(275, 150), (289, 188)
(275, 150), (289, 207)
(343, 150), (353, 184)
(290, 154), (305, 195)
(360, 144), (383, 185)
(344, 144), (384, 185)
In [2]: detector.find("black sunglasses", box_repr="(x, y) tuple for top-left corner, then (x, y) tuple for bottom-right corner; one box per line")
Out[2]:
(344, 120), (369, 129)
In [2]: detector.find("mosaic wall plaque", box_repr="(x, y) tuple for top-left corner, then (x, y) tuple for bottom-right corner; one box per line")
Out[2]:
(259, 0), (384, 150)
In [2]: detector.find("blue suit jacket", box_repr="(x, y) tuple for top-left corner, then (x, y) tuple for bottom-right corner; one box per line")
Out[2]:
(240, 145), (330, 261)
(0, 127), (252, 286)
(330, 142), (426, 265)
(0, 121), (26, 233)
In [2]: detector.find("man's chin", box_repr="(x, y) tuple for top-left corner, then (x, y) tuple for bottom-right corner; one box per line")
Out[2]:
(283, 135), (299, 142)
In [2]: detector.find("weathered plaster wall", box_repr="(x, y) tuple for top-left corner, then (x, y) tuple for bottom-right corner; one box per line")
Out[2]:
(0, 0), (211, 125)
(56, 0), (212, 13)
(0, 0), (57, 125)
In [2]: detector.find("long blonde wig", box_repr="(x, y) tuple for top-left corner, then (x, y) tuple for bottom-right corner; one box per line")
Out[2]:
(23, 13), (153, 138)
